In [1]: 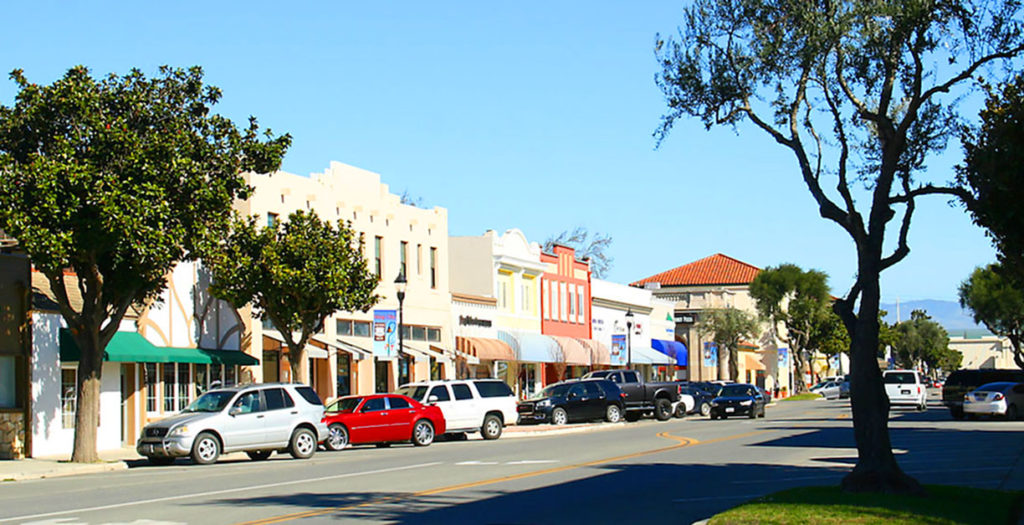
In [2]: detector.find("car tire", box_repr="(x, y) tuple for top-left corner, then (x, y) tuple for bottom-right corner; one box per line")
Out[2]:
(325, 423), (349, 451)
(191, 432), (221, 465)
(654, 399), (672, 421)
(700, 403), (711, 417)
(412, 420), (435, 446)
(146, 456), (175, 466)
(758, 406), (766, 418)
(917, 402), (927, 412)
(246, 450), (272, 461)
(606, 404), (622, 423)
(674, 404), (687, 418)
(288, 428), (317, 460)
(624, 411), (641, 422)
(481, 415), (503, 440)
(551, 407), (569, 426)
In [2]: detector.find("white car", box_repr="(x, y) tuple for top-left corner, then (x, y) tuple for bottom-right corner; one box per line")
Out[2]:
(963, 382), (1024, 420)
(672, 393), (696, 418)
(396, 379), (518, 440)
(810, 380), (841, 400)
(883, 369), (927, 411)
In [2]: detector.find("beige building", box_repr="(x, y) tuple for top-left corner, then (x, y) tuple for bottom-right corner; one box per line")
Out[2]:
(238, 161), (454, 399)
(949, 335), (1017, 370)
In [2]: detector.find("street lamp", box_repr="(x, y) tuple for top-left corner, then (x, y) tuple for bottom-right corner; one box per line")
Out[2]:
(625, 308), (634, 369)
(394, 273), (407, 362)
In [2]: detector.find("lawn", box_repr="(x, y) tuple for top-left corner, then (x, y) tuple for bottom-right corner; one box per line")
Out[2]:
(708, 485), (1023, 525)
(780, 393), (822, 401)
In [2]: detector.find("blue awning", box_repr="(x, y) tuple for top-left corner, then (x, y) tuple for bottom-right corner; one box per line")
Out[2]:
(497, 330), (561, 363)
(652, 339), (688, 367)
(630, 345), (675, 365)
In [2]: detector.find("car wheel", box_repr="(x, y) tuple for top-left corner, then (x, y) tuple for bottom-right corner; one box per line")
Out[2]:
(288, 428), (317, 459)
(748, 406), (758, 419)
(1007, 404), (1019, 421)
(246, 450), (272, 461)
(325, 423), (349, 451)
(412, 420), (435, 446)
(654, 399), (672, 421)
(551, 407), (569, 426)
(918, 402), (927, 412)
(624, 411), (641, 422)
(674, 404), (687, 418)
(481, 415), (503, 440)
(146, 456), (175, 466)
(710, 413), (718, 420)
(606, 404), (622, 423)
(191, 432), (220, 465)
(700, 403), (711, 417)
(758, 406), (766, 418)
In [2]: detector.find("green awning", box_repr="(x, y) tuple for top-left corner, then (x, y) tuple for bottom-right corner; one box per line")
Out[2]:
(59, 329), (259, 366)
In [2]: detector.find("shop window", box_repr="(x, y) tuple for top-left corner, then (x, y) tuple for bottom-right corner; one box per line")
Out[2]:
(337, 319), (353, 336)
(353, 321), (371, 337)
(336, 353), (351, 397)
(177, 363), (191, 411)
(398, 354), (411, 386)
(210, 363), (223, 388)
(400, 324), (411, 340)
(225, 365), (237, 386)
(145, 363), (158, 413)
(163, 364), (176, 412)
(194, 364), (209, 396)
(0, 355), (19, 409)
(61, 368), (77, 428)
(412, 326), (426, 341)
(427, 328), (441, 342)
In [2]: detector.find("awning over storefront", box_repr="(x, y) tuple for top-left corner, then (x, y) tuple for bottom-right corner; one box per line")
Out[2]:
(630, 345), (676, 366)
(403, 342), (447, 362)
(263, 330), (328, 359)
(651, 339), (688, 367)
(548, 336), (591, 366)
(576, 338), (611, 366)
(743, 353), (766, 371)
(332, 337), (373, 360)
(59, 329), (259, 366)
(456, 336), (514, 361)
(497, 330), (560, 363)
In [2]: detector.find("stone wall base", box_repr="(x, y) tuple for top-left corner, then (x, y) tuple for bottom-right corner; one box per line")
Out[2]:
(0, 412), (26, 459)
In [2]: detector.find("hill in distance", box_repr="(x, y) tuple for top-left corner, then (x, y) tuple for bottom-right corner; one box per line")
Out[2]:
(880, 299), (992, 338)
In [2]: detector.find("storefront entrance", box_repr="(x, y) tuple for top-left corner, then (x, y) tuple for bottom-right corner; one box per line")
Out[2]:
(336, 353), (352, 398)
(374, 359), (391, 393)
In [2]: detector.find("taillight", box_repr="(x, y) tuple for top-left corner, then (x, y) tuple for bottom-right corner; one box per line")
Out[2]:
(620, 392), (627, 398)
(993, 393), (1004, 401)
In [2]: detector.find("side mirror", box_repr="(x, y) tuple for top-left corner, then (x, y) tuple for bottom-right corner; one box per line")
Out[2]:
(229, 406), (241, 417)
(427, 395), (439, 404)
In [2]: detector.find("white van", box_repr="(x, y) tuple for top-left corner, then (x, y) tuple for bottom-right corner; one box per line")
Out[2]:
(883, 370), (927, 411)
(396, 379), (518, 440)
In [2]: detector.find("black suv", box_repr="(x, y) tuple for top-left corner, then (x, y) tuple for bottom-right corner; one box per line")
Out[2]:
(943, 369), (1024, 419)
(517, 379), (625, 425)
(709, 383), (767, 419)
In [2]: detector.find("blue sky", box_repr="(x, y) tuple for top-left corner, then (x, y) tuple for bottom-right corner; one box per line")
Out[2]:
(1, 2), (997, 301)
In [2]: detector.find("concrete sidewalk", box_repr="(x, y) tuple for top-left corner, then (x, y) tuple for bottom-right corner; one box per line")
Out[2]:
(0, 447), (138, 482)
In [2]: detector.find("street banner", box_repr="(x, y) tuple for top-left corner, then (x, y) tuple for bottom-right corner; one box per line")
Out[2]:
(778, 347), (789, 368)
(702, 342), (717, 368)
(611, 334), (627, 366)
(373, 309), (398, 358)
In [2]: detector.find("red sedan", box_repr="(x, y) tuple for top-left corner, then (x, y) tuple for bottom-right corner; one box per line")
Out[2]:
(322, 394), (446, 450)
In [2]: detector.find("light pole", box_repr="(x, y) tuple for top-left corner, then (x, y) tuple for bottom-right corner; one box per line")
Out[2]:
(625, 308), (634, 369)
(394, 272), (407, 367)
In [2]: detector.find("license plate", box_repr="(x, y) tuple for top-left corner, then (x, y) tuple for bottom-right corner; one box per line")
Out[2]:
(901, 390), (911, 395)
(725, 407), (734, 413)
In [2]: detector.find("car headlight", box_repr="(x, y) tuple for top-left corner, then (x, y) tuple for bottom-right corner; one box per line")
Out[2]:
(537, 399), (551, 408)
(169, 425), (190, 436)
(711, 401), (719, 407)
(740, 400), (753, 406)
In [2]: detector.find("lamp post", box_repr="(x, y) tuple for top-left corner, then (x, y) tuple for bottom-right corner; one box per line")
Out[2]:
(394, 272), (407, 364)
(625, 308), (634, 369)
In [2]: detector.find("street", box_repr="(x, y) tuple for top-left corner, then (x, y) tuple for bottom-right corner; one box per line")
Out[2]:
(2, 393), (1022, 525)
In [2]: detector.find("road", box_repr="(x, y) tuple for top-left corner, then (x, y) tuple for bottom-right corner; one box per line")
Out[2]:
(2, 392), (1022, 525)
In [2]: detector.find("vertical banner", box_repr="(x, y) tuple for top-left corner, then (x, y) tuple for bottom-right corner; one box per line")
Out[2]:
(702, 342), (718, 368)
(778, 347), (789, 368)
(373, 309), (398, 358)
(610, 334), (627, 366)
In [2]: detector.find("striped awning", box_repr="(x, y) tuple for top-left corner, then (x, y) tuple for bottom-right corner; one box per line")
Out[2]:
(744, 352), (766, 371)
(548, 336), (591, 366)
(576, 338), (611, 366)
(497, 330), (561, 363)
(456, 336), (514, 361)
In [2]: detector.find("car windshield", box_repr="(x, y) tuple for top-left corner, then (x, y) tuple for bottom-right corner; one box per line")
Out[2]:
(811, 382), (828, 390)
(720, 385), (753, 397)
(532, 384), (570, 400)
(884, 372), (917, 384)
(394, 386), (428, 401)
(182, 391), (235, 413)
(326, 397), (362, 413)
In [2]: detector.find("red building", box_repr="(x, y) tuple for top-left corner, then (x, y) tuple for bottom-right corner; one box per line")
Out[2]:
(539, 245), (595, 383)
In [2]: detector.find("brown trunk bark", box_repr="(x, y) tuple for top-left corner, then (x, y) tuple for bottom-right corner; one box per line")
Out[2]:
(287, 344), (310, 385)
(840, 269), (925, 495)
(791, 350), (810, 394)
(718, 345), (729, 381)
(728, 345), (739, 382)
(70, 329), (103, 463)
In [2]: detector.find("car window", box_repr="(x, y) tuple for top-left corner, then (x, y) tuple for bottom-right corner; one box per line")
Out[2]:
(568, 384), (586, 398)
(583, 382), (603, 398)
(387, 396), (411, 409)
(622, 372), (639, 383)
(327, 397), (361, 413)
(884, 372), (917, 384)
(609, 373), (622, 383)
(428, 385), (451, 402)
(361, 397), (386, 412)
(451, 384), (473, 400)
(232, 391), (262, 414)
(395, 385), (429, 401)
(263, 388), (295, 410)
(294, 386), (323, 405)
(475, 381), (513, 398)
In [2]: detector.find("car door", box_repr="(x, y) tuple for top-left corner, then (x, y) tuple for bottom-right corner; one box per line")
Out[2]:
(385, 396), (417, 440)
(582, 381), (606, 419)
(261, 387), (298, 446)
(223, 390), (265, 449)
(619, 371), (643, 406)
(449, 383), (478, 429)
(565, 383), (588, 421)
(426, 385), (458, 428)
(349, 397), (390, 443)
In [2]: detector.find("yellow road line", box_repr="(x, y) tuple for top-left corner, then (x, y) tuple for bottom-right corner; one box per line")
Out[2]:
(235, 429), (770, 525)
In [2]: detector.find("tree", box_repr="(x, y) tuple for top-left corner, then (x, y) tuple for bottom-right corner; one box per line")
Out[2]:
(0, 66), (289, 462)
(208, 210), (379, 385)
(697, 307), (759, 382)
(959, 264), (1024, 369)
(891, 310), (953, 372)
(809, 308), (851, 376)
(655, 0), (1023, 494)
(958, 74), (1024, 273)
(750, 264), (831, 394)
(543, 226), (613, 279)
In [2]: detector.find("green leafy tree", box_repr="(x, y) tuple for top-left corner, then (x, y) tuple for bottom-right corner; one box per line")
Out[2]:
(0, 66), (289, 462)
(697, 307), (759, 382)
(208, 210), (380, 385)
(808, 306), (851, 377)
(892, 310), (953, 373)
(655, 0), (1022, 494)
(543, 226), (613, 279)
(959, 264), (1024, 369)
(750, 264), (831, 394)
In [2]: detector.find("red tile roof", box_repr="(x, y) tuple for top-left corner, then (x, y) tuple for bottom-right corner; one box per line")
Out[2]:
(631, 253), (761, 287)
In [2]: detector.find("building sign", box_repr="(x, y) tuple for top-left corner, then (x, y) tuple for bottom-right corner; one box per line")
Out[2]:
(778, 347), (789, 368)
(675, 313), (697, 324)
(373, 309), (397, 358)
(702, 342), (718, 368)
(611, 334), (627, 366)
(459, 316), (492, 328)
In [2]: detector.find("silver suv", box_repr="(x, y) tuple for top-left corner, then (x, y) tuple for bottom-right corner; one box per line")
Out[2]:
(396, 379), (518, 440)
(137, 383), (329, 465)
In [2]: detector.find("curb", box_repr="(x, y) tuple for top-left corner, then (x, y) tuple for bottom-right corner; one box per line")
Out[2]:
(503, 421), (629, 439)
(1, 460), (128, 482)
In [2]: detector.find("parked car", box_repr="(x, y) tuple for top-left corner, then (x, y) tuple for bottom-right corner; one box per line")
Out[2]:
(963, 382), (1024, 420)
(677, 382), (715, 417)
(581, 369), (681, 421)
(136, 383), (328, 465)
(943, 369), (1024, 419)
(709, 383), (767, 419)
(810, 380), (842, 400)
(322, 394), (446, 450)
(395, 379), (518, 440)
(883, 369), (927, 411)
(517, 379), (625, 425)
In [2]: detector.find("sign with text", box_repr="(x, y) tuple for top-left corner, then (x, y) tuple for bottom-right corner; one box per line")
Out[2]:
(611, 334), (627, 366)
(702, 342), (718, 368)
(373, 309), (398, 358)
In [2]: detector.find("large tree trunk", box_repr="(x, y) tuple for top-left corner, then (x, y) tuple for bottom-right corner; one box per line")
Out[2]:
(791, 349), (810, 394)
(728, 345), (739, 382)
(718, 345), (729, 380)
(840, 267), (924, 495)
(70, 329), (103, 463)
(287, 344), (310, 385)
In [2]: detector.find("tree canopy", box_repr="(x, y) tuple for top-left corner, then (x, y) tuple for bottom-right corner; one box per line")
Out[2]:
(208, 210), (380, 384)
(697, 307), (760, 382)
(543, 226), (613, 279)
(0, 65), (289, 462)
(959, 264), (1024, 369)
(891, 310), (960, 373)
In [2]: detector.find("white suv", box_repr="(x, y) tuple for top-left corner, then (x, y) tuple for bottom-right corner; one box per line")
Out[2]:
(883, 369), (927, 411)
(396, 379), (518, 440)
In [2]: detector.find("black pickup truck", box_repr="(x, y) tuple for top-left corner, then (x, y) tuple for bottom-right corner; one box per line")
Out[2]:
(582, 370), (680, 421)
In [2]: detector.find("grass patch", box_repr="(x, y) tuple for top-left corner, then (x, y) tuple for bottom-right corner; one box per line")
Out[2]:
(780, 393), (822, 401)
(709, 485), (1023, 525)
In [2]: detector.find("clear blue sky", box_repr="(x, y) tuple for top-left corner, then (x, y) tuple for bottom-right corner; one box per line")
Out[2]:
(1, 2), (996, 301)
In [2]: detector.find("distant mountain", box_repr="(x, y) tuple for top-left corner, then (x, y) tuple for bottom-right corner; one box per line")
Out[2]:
(880, 299), (992, 337)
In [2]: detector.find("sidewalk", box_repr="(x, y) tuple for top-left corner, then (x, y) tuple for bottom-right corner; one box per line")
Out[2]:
(0, 448), (140, 482)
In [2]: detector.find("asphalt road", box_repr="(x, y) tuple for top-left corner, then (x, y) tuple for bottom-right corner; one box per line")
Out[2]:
(2, 391), (1022, 525)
